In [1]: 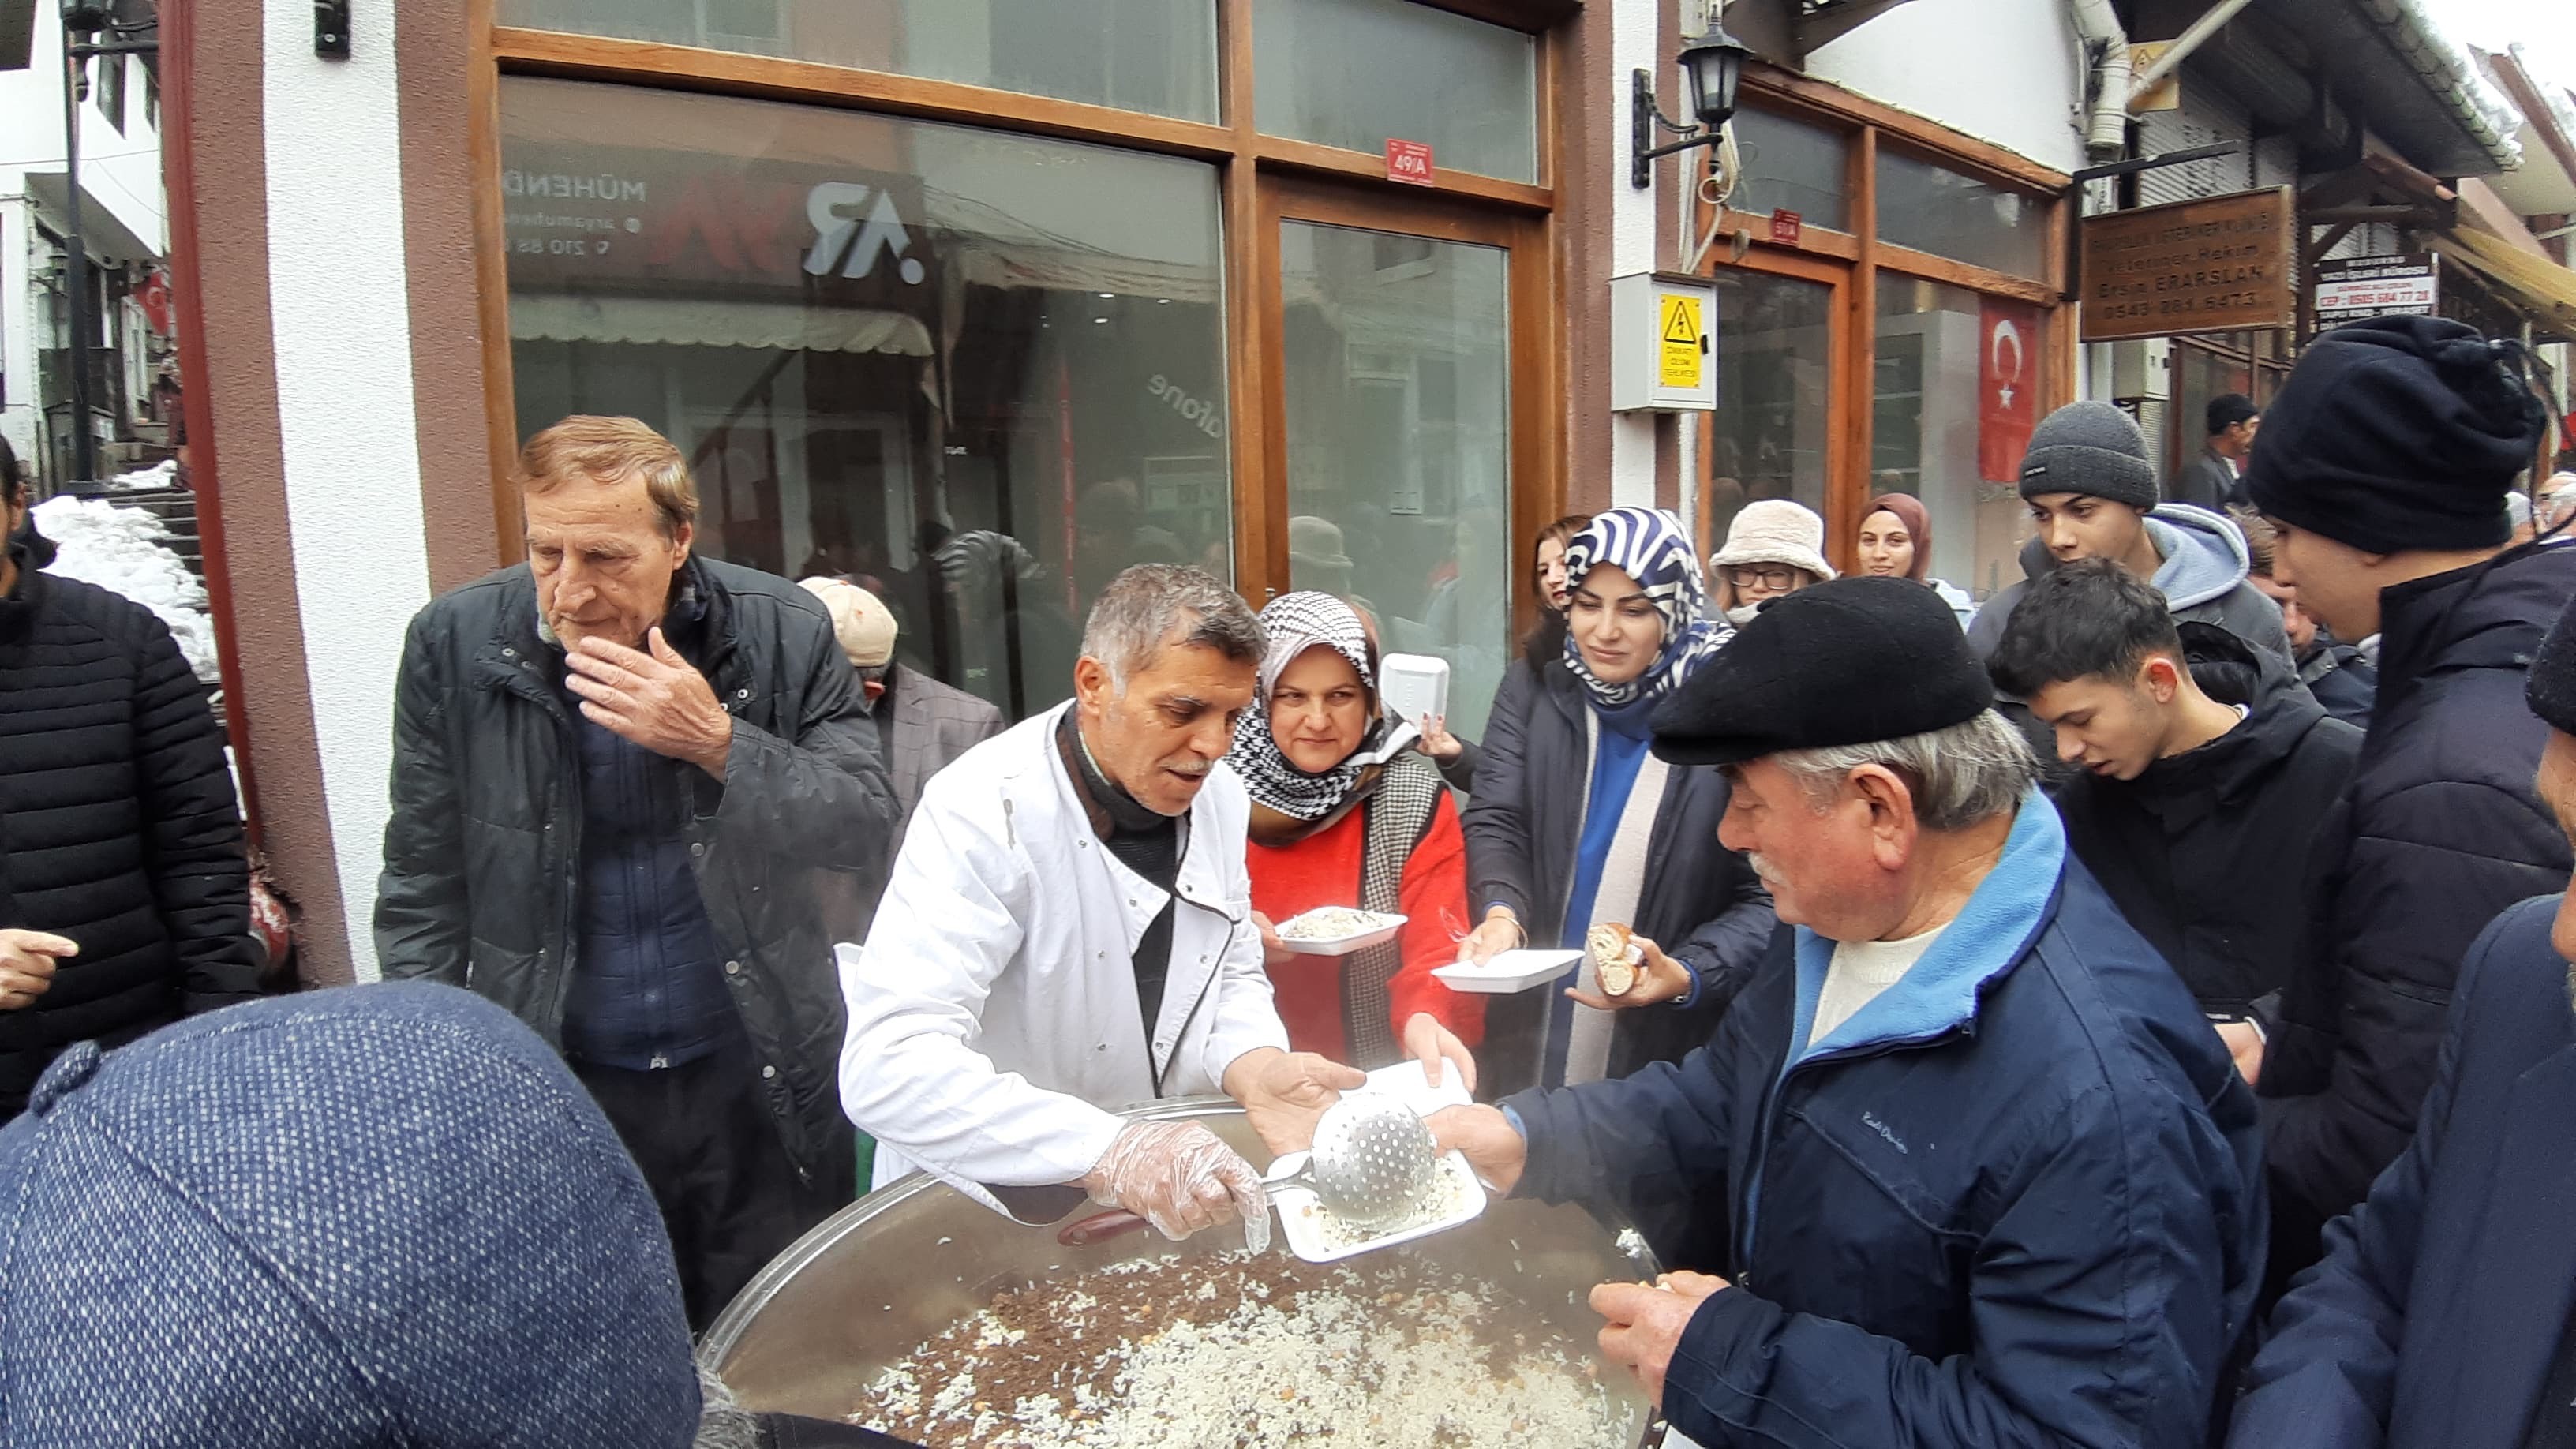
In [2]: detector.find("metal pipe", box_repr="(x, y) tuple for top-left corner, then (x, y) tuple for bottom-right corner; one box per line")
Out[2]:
(2127, 0), (2259, 108)
(59, 29), (97, 486)
(2066, 0), (2131, 163)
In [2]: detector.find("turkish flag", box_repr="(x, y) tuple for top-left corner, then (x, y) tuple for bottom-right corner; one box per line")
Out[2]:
(1979, 299), (2042, 483)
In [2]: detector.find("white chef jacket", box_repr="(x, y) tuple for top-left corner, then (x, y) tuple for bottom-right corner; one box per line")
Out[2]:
(837, 703), (1290, 1214)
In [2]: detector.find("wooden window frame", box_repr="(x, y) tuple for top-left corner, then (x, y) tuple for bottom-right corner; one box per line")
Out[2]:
(470, 0), (1563, 592)
(1695, 68), (2072, 576)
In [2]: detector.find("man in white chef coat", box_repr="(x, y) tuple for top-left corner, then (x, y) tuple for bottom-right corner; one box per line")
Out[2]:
(840, 564), (1371, 1243)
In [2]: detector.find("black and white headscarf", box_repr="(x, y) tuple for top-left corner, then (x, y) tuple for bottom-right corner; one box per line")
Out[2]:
(1230, 591), (1387, 822)
(1559, 507), (1731, 715)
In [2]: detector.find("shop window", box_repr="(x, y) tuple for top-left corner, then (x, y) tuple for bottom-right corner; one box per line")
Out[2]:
(96, 54), (126, 134)
(1252, 0), (1537, 183)
(1726, 107), (1849, 234)
(1277, 220), (1513, 738)
(1705, 269), (1832, 555)
(1874, 275), (2040, 603)
(1874, 148), (2047, 279)
(498, 0), (1220, 123)
(500, 77), (1229, 721)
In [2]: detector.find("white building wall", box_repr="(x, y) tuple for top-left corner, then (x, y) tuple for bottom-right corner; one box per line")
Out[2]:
(1609, 0), (1664, 508)
(261, 0), (433, 980)
(1804, 0), (2087, 173)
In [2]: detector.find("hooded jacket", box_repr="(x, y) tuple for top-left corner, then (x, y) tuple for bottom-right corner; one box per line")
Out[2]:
(1969, 504), (2297, 672)
(1461, 655), (1775, 1084)
(1506, 792), (2264, 1447)
(2257, 541), (2576, 1277)
(2049, 625), (2363, 1013)
(374, 556), (898, 1189)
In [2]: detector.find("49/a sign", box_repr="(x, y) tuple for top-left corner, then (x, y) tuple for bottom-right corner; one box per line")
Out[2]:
(2080, 187), (2295, 343)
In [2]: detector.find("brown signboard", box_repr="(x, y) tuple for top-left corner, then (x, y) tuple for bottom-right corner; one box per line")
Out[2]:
(2079, 187), (2295, 342)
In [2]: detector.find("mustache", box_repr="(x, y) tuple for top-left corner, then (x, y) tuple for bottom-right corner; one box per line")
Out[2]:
(1164, 759), (1213, 778)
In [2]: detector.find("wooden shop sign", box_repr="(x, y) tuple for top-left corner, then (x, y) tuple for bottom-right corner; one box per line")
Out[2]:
(2080, 186), (2295, 342)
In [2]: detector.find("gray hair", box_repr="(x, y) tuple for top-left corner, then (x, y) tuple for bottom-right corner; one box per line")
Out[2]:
(1079, 564), (1264, 691)
(1770, 710), (2038, 833)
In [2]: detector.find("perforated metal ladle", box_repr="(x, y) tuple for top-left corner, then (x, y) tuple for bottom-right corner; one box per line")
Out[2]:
(1263, 1093), (1440, 1233)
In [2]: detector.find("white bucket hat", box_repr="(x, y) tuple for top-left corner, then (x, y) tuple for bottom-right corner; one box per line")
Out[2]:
(1710, 499), (1837, 582)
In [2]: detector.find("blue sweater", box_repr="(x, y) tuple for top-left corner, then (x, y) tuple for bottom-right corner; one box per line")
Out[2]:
(558, 710), (742, 1072)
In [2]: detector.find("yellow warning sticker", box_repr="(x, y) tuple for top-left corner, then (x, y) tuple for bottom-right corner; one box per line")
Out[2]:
(1658, 294), (1704, 390)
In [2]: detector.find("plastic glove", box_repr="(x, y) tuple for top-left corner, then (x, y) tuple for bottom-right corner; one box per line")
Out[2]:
(1081, 1120), (1272, 1254)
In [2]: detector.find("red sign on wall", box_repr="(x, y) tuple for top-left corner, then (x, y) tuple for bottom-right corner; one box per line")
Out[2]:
(1978, 298), (2042, 483)
(1769, 209), (1803, 245)
(1386, 138), (1435, 187)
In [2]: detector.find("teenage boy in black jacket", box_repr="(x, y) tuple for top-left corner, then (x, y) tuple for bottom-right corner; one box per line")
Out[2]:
(1990, 560), (2361, 1030)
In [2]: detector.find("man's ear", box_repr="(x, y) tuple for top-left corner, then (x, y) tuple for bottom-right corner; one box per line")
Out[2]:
(1073, 656), (1112, 716)
(2140, 656), (2185, 703)
(1849, 765), (1919, 870)
(668, 519), (694, 568)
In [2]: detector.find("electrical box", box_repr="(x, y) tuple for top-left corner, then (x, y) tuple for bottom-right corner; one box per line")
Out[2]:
(2110, 338), (2173, 401)
(1611, 272), (1718, 413)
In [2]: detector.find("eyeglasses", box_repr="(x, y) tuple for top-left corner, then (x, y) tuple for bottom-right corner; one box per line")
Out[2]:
(1721, 564), (1803, 590)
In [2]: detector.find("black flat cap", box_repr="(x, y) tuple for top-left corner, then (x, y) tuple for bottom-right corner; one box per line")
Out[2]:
(1649, 576), (1994, 767)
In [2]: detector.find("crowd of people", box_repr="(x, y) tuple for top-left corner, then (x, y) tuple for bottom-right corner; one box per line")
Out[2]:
(1, 313), (2574, 1447)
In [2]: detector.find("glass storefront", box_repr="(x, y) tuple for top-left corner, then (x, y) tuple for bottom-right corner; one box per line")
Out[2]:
(497, 0), (1221, 122)
(1875, 147), (2050, 279)
(1252, 0), (1538, 182)
(1874, 275), (2040, 602)
(1705, 269), (1833, 552)
(500, 77), (1229, 718)
(1727, 107), (1851, 234)
(1275, 220), (1512, 739)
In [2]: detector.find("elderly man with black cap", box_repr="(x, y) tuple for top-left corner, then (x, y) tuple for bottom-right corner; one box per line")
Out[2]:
(2226, 594), (2576, 1449)
(1428, 577), (2264, 1449)
(2234, 316), (2576, 1294)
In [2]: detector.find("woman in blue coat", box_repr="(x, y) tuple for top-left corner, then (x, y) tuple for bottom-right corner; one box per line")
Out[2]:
(1453, 507), (1774, 1090)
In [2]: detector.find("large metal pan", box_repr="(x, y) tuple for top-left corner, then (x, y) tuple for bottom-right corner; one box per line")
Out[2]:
(701, 1096), (1664, 1445)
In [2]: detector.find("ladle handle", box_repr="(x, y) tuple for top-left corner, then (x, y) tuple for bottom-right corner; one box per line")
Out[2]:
(1058, 1209), (1153, 1247)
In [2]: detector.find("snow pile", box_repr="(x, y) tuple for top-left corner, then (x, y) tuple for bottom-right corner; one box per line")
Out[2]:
(105, 459), (180, 492)
(34, 496), (222, 683)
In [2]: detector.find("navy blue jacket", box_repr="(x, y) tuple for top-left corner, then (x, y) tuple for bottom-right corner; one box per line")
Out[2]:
(2232, 897), (2573, 1449)
(1506, 794), (2264, 1447)
(2258, 544), (2576, 1250)
(1462, 657), (1776, 1080)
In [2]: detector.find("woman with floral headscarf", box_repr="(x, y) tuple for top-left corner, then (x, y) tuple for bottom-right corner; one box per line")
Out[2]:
(1237, 593), (1484, 1073)
(1447, 508), (1776, 1090)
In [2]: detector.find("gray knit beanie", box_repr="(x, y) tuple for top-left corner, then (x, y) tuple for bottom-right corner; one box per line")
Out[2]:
(2018, 401), (2158, 510)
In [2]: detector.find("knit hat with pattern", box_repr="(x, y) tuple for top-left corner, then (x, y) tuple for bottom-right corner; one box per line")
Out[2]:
(0, 984), (699, 1447)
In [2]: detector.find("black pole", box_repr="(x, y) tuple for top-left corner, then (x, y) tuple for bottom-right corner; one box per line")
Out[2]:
(59, 32), (96, 487)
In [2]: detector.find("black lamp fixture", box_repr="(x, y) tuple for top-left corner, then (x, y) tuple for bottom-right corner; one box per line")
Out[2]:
(1631, 25), (1752, 189)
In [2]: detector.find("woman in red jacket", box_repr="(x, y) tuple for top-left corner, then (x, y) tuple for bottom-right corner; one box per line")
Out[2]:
(1237, 592), (1483, 1070)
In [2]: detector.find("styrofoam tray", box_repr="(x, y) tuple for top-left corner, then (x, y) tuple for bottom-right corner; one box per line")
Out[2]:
(1273, 908), (1406, 957)
(1432, 947), (1583, 994)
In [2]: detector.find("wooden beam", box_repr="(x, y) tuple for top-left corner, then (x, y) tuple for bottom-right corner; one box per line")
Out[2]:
(1872, 240), (2061, 305)
(2301, 220), (2357, 268)
(1253, 134), (1556, 212)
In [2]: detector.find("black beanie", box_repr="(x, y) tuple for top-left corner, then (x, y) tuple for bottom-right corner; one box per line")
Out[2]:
(2018, 402), (2159, 510)
(1649, 576), (1993, 766)
(2245, 316), (2544, 556)
(2529, 593), (2576, 738)
(2207, 392), (2257, 435)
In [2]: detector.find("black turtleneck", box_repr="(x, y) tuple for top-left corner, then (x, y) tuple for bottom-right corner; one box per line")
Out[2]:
(1058, 712), (1181, 1039)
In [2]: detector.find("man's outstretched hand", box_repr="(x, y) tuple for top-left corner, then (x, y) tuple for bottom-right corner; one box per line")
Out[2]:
(1593, 1270), (1729, 1410)
(1224, 1047), (1368, 1157)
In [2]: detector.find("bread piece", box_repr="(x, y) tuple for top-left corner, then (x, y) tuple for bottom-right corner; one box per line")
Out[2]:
(1586, 923), (1642, 997)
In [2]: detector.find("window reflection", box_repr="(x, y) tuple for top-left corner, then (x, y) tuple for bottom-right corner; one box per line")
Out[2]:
(1874, 275), (2036, 603)
(1278, 221), (1512, 740)
(500, 0), (1220, 122)
(1705, 270), (1833, 559)
(1252, 0), (1537, 182)
(1875, 148), (2049, 279)
(502, 77), (1228, 720)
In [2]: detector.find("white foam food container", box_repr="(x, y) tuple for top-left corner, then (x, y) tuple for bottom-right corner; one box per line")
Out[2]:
(1377, 653), (1451, 727)
(1273, 908), (1406, 957)
(1432, 948), (1584, 994)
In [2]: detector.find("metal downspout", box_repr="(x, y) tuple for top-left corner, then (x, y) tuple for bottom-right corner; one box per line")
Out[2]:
(2067, 0), (2131, 163)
